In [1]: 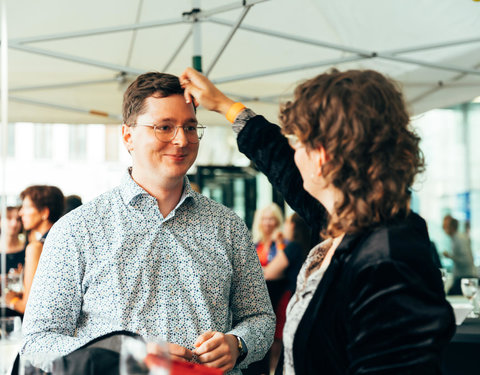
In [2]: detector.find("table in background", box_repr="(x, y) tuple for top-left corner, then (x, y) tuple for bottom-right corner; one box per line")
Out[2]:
(442, 297), (480, 375)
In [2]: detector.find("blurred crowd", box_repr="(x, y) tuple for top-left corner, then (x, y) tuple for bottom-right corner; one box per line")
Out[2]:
(0, 187), (82, 316)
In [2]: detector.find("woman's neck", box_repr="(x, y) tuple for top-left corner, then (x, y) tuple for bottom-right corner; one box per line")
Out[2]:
(34, 221), (53, 239)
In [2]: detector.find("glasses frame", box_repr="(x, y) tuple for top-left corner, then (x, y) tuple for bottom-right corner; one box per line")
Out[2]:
(130, 123), (205, 144)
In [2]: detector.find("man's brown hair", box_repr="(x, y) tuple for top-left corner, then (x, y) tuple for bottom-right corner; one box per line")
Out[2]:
(122, 72), (184, 125)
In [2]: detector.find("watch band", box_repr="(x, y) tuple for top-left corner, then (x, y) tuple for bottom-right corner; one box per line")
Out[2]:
(235, 335), (248, 364)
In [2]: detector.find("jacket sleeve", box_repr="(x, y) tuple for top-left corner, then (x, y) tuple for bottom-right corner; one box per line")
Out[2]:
(236, 115), (327, 232)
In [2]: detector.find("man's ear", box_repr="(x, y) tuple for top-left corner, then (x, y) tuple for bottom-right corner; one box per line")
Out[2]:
(122, 124), (133, 152)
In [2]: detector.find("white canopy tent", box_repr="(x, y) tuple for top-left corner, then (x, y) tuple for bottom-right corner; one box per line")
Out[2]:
(1, 0), (480, 293)
(1, 0), (479, 125)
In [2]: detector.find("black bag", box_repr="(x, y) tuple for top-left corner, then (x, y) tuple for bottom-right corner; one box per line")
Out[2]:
(13, 331), (141, 375)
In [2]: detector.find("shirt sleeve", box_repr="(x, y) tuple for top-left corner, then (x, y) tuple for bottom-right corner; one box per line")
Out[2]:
(21, 217), (86, 370)
(226, 216), (276, 368)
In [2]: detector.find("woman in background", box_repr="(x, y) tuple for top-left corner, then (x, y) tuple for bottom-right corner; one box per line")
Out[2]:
(263, 212), (311, 373)
(0, 206), (25, 273)
(252, 203), (285, 268)
(248, 203), (286, 374)
(6, 185), (64, 314)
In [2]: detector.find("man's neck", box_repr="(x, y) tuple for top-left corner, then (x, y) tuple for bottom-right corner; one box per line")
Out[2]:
(131, 170), (185, 217)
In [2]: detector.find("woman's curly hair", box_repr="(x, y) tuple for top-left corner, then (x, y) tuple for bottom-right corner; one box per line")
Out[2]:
(280, 69), (425, 237)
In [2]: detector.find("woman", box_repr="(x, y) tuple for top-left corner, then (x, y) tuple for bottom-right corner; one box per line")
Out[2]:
(181, 68), (455, 374)
(263, 212), (311, 373)
(248, 203), (286, 375)
(263, 213), (311, 289)
(6, 185), (64, 314)
(252, 203), (285, 267)
(0, 206), (25, 273)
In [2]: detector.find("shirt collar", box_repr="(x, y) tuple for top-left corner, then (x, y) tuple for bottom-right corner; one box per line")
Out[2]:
(119, 168), (196, 208)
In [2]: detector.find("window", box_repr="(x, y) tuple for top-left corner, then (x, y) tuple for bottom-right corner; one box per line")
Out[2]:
(7, 123), (15, 157)
(34, 124), (53, 159)
(105, 125), (120, 161)
(69, 125), (87, 160)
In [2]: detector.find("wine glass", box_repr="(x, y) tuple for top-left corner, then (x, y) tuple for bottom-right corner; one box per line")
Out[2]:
(6, 269), (23, 294)
(439, 268), (448, 291)
(0, 316), (22, 375)
(461, 278), (479, 318)
(120, 336), (170, 375)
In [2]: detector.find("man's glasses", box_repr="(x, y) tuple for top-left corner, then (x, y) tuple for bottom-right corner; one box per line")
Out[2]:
(131, 123), (205, 144)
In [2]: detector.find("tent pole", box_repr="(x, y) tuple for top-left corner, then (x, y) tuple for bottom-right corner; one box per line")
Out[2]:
(205, 4), (252, 77)
(376, 53), (480, 76)
(10, 18), (185, 45)
(11, 78), (118, 92)
(208, 17), (370, 56)
(386, 37), (480, 55)
(9, 43), (145, 75)
(212, 55), (365, 84)
(0, 0), (8, 313)
(163, 27), (193, 72)
(192, 0), (202, 72)
(9, 96), (122, 121)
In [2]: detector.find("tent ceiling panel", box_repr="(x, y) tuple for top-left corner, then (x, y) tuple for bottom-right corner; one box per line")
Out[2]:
(2, 0), (480, 124)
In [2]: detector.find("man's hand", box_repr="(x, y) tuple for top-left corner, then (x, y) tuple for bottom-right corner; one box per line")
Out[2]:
(180, 67), (235, 116)
(193, 331), (239, 372)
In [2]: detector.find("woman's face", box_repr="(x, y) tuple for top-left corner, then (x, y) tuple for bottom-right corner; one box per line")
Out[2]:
(260, 210), (279, 237)
(19, 196), (44, 231)
(293, 142), (321, 198)
(4, 209), (22, 236)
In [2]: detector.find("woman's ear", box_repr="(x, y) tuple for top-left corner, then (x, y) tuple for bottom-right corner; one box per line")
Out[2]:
(40, 207), (50, 222)
(313, 145), (329, 176)
(319, 146), (329, 165)
(122, 124), (134, 152)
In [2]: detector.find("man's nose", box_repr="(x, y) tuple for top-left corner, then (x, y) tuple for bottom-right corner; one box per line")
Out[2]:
(172, 127), (189, 146)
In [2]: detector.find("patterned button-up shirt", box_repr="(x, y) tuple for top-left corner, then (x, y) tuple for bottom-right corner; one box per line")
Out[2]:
(22, 171), (275, 374)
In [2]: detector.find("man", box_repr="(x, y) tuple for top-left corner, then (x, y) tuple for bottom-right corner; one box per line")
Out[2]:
(442, 214), (476, 295)
(21, 72), (275, 374)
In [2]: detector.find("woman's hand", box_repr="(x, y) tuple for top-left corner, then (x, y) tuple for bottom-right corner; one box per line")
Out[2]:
(180, 67), (235, 115)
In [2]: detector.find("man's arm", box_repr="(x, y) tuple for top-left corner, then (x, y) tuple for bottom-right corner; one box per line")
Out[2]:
(21, 219), (86, 370)
(227, 217), (275, 367)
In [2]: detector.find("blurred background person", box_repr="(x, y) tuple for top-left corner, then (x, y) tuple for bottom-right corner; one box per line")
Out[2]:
(248, 203), (286, 375)
(252, 203), (286, 268)
(263, 212), (311, 373)
(442, 214), (476, 295)
(0, 206), (26, 273)
(63, 194), (82, 216)
(5, 185), (64, 314)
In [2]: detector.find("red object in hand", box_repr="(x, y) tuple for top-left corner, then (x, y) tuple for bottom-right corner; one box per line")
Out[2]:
(144, 354), (223, 375)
